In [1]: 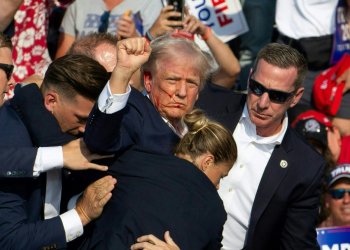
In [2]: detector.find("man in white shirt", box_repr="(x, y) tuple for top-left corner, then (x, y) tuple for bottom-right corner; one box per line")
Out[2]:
(196, 43), (328, 249)
(0, 52), (116, 250)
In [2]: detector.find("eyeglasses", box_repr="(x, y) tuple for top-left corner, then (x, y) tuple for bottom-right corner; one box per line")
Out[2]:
(328, 189), (350, 199)
(249, 77), (297, 104)
(0, 63), (14, 81)
(98, 11), (110, 33)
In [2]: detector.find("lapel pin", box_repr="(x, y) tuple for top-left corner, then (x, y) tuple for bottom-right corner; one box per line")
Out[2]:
(280, 160), (288, 168)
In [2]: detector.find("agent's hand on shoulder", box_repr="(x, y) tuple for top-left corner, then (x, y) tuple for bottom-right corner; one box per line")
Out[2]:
(63, 138), (113, 171)
(75, 175), (116, 226)
(130, 231), (180, 250)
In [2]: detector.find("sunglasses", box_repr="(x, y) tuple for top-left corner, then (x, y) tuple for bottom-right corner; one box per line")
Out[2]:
(98, 11), (110, 33)
(328, 189), (350, 199)
(249, 77), (297, 103)
(0, 63), (14, 81)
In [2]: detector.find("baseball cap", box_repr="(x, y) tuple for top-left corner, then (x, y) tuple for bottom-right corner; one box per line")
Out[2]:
(327, 163), (350, 188)
(313, 53), (350, 116)
(292, 110), (332, 147)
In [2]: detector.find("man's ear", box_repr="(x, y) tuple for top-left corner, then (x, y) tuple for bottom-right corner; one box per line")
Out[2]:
(143, 70), (153, 93)
(200, 154), (214, 173)
(44, 91), (59, 113)
(290, 87), (304, 108)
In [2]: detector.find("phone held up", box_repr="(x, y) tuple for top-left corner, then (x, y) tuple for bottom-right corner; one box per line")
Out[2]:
(162, 0), (184, 28)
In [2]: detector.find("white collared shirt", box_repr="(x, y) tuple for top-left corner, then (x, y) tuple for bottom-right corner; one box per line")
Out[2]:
(32, 147), (83, 242)
(219, 104), (288, 249)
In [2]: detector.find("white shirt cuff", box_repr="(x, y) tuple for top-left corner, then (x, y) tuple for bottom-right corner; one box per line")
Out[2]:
(33, 147), (63, 177)
(60, 209), (84, 242)
(98, 81), (131, 114)
(67, 192), (83, 210)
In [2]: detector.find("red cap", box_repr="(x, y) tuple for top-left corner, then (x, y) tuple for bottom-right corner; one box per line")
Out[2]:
(291, 110), (332, 128)
(313, 53), (349, 116)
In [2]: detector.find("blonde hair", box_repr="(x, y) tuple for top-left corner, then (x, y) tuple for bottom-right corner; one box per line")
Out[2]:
(175, 109), (237, 165)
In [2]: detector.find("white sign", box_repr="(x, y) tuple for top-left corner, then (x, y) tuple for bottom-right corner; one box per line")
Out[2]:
(186, 0), (249, 49)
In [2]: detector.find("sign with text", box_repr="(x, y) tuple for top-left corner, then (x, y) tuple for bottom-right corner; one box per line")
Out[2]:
(330, 0), (350, 65)
(317, 227), (350, 250)
(186, 0), (248, 50)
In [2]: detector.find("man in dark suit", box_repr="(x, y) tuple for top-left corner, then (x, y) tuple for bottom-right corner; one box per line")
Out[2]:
(195, 43), (327, 249)
(83, 35), (214, 155)
(0, 53), (116, 250)
(75, 147), (227, 250)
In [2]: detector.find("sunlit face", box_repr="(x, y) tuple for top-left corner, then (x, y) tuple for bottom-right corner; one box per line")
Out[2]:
(204, 162), (231, 190)
(325, 179), (350, 227)
(0, 47), (15, 106)
(144, 57), (200, 128)
(247, 59), (304, 137)
(51, 94), (94, 135)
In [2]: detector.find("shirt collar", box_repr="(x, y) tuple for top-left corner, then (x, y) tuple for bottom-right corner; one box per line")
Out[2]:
(240, 103), (288, 145)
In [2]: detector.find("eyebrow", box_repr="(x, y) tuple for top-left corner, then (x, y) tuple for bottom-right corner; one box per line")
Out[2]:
(75, 114), (88, 121)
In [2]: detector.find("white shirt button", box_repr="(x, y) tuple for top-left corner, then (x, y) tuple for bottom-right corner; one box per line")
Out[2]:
(68, 236), (72, 241)
(240, 164), (244, 168)
(229, 188), (233, 192)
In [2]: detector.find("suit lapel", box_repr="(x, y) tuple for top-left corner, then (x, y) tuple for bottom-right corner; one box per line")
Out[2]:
(245, 128), (294, 245)
(214, 94), (246, 133)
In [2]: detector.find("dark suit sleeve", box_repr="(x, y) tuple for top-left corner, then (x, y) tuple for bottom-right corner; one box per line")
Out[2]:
(10, 83), (75, 147)
(0, 147), (37, 178)
(84, 101), (143, 155)
(0, 192), (67, 250)
(279, 161), (327, 250)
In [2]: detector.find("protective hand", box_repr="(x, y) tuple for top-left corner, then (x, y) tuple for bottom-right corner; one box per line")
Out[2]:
(75, 175), (116, 226)
(130, 231), (180, 250)
(62, 138), (113, 171)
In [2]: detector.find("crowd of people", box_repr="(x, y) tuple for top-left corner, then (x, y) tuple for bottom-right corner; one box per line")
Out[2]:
(0, 0), (350, 249)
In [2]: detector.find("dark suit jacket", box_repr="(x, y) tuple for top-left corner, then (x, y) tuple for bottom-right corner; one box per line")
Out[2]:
(0, 84), (72, 250)
(84, 87), (180, 155)
(77, 147), (226, 250)
(195, 82), (327, 250)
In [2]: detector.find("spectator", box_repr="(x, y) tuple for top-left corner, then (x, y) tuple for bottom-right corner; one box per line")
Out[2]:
(276, 0), (350, 127)
(0, 32), (15, 106)
(235, 0), (276, 91)
(291, 110), (338, 226)
(0, 0), (23, 36)
(196, 43), (327, 249)
(55, 0), (162, 58)
(321, 164), (350, 227)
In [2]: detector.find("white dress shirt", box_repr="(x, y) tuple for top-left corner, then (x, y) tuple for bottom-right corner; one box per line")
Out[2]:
(219, 104), (288, 249)
(32, 144), (83, 242)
